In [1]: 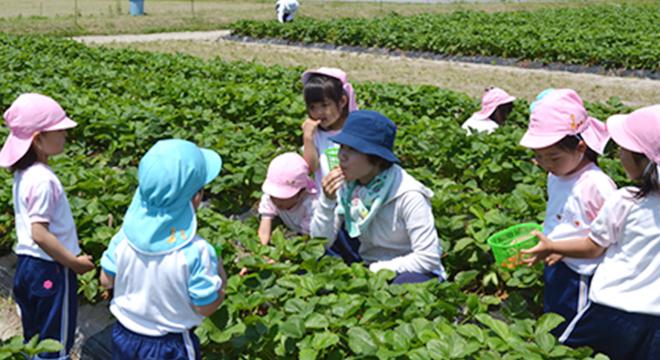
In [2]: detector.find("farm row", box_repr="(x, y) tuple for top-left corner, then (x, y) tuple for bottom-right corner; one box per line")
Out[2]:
(0, 34), (629, 358)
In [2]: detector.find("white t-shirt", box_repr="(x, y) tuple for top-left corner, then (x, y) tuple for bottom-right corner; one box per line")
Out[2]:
(588, 188), (660, 316)
(313, 129), (340, 191)
(461, 114), (499, 135)
(101, 233), (223, 336)
(258, 191), (317, 235)
(13, 163), (80, 261)
(544, 163), (617, 275)
(276, 0), (299, 23)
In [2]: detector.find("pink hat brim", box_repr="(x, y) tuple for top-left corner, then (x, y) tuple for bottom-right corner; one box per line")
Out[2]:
(43, 117), (77, 132)
(519, 132), (564, 150)
(474, 95), (516, 118)
(0, 133), (32, 168)
(607, 114), (643, 154)
(262, 180), (303, 200)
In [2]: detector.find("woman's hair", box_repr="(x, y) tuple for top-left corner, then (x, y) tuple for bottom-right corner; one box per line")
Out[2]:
(303, 74), (348, 116)
(10, 145), (38, 172)
(556, 135), (599, 164)
(631, 152), (659, 199)
(366, 155), (393, 172)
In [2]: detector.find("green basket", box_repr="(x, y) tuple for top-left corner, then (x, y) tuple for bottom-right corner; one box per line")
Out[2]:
(487, 223), (543, 270)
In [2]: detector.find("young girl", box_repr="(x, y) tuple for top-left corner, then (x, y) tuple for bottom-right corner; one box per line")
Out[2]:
(311, 110), (446, 284)
(519, 89), (617, 338)
(100, 139), (226, 360)
(461, 87), (516, 135)
(258, 152), (317, 245)
(0, 93), (95, 359)
(524, 105), (660, 359)
(301, 67), (358, 191)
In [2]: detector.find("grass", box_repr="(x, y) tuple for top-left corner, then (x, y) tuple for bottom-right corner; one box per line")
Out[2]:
(0, 0), (632, 36)
(97, 39), (660, 107)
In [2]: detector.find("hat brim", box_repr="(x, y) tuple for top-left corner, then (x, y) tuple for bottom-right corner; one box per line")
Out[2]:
(43, 117), (77, 132)
(262, 180), (302, 199)
(475, 96), (516, 119)
(519, 131), (565, 150)
(607, 114), (644, 154)
(200, 148), (222, 185)
(330, 131), (399, 164)
(0, 133), (32, 168)
(123, 190), (196, 255)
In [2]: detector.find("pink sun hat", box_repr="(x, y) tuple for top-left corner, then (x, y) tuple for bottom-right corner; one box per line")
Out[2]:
(520, 89), (610, 155)
(262, 152), (317, 199)
(301, 67), (358, 112)
(474, 87), (516, 119)
(0, 93), (77, 168)
(607, 105), (660, 164)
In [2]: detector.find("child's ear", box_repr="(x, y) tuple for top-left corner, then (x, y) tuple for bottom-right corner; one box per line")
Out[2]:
(192, 190), (204, 209)
(577, 140), (588, 154)
(339, 95), (348, 110)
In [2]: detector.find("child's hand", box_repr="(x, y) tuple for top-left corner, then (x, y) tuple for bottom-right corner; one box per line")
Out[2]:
(302, 118), (321, 139)
(521, 231), (556, 266)
(322, 167), (345, 200)
(71, 254), (95, 274)
(544, 253), (564, 266)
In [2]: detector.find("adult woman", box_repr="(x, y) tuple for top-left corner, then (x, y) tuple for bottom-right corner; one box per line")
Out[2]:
(311, 110), (446, 284)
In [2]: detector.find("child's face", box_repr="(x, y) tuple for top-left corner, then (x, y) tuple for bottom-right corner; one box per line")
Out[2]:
(533, 142), (586, 176)
(271, 189), (305, 210)
(338, 145), (378, 184)
(34, 130), (67, 157)
(619, 147), (647, 180)
(307, 96), (347, 131)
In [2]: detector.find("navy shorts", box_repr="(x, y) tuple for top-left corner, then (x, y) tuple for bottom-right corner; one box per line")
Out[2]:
(112, 321), (201, 360)
(13, 255), (78, 359)
(562, 302), (660, 360)
(327, 227), (438, 284)
(544, 261), (591, 338)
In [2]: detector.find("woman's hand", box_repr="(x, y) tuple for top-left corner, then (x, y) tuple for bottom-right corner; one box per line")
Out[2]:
(322, 167), (345, 200)
(522, 230), (558, 266)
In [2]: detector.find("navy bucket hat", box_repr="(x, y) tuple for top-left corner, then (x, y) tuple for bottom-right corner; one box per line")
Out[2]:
(329, 110), (399, 164)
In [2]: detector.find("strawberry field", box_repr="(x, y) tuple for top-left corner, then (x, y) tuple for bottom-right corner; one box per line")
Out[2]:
(231, 3), (660, 72)
(0, 32), (634, 359)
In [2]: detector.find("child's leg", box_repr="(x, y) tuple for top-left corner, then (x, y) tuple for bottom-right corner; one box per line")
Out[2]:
(543, 261), (590, 337)
(562, 302), (660, 360)
(12, 255), (77, 359)
(112, 321), (201, 360)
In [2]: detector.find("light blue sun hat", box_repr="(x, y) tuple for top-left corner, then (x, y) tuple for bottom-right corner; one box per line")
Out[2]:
(122, 139), (222, 255)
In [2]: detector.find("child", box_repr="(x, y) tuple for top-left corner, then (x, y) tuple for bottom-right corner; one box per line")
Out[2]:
(100, 139), (226, 360)
(523, 105), (660, 360)
(0, 93), (95, 359)
(519, 89), (617, 338)
(461, 87), (516, 135)
(258, 152), (318, 245)
(301, 67), (358, 191)
(275, 0), (299, 23)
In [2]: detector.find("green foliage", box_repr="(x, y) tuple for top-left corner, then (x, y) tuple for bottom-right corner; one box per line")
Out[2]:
(0, 335), (63, 360)
(231, 4), (660, 71)
(0, 34), (626, 358)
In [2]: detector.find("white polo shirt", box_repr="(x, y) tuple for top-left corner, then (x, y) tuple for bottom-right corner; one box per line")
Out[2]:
(13, 162), (80, 260)
(588, 188), (660, 316)
(544, 163), (617, 275)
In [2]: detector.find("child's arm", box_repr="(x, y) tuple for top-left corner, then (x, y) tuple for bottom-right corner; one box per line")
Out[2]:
(522, 230), (606, 266)
(302, 119), (321, 172)
(193, 258), (227, 317)
(32, 222), (94, 275)
(258, 217), (274, 245)
(100, 270), (115, 289)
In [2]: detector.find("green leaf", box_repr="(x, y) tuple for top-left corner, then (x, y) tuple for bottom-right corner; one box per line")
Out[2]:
(280, 316), (305, 339)
(347, 327), (378, 355)
(534, 313), (565, 336)
(34, 339), (64, 354)
(310, 332), (339, 350)
(305, 313), (329, 330)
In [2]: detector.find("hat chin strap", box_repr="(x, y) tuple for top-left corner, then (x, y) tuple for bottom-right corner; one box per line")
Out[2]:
(642, 161), (660, 186)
